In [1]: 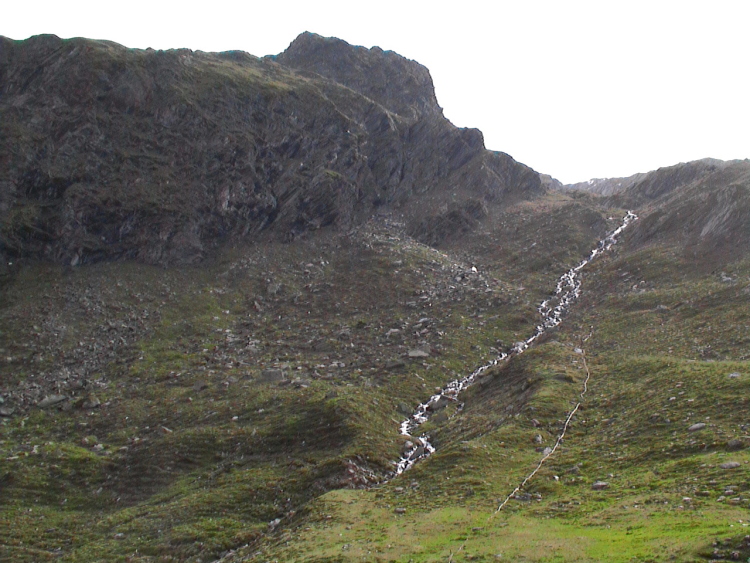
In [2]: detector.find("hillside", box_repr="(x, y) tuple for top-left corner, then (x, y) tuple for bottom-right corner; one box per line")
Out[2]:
(0, 32), (541, 268)
(1, 32), (750, 563)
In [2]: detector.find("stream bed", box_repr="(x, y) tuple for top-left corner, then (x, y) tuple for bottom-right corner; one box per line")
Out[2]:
(393, 211), (638, 475)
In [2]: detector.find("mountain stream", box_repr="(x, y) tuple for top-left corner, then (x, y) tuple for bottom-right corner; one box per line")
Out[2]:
(393, 211), (638, 475)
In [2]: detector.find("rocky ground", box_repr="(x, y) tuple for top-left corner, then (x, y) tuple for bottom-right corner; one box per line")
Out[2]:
(3, 183), (750, 562)
(2, 192), (609, 561)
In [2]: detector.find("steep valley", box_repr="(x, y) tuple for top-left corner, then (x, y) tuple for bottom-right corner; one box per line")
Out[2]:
(1, 32), (750, 563)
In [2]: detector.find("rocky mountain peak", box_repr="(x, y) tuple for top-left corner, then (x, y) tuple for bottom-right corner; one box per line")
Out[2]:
(0, 33), (543, 267)
(272, 32), (442, 120)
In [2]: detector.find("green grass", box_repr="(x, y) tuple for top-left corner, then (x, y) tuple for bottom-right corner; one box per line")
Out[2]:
(3, 196), (749, 561)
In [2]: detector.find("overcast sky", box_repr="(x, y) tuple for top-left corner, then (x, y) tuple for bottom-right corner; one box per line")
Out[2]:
(4, 0), (749, 183)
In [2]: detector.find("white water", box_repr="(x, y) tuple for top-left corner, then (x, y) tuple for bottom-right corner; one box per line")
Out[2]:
(393, 211), (638, 475)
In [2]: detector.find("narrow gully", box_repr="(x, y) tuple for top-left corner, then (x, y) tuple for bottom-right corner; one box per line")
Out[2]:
(392, 211), (638, 476)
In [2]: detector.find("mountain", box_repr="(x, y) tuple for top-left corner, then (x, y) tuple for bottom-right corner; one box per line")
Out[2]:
(0, 32), (542, 268)
(1, 32), (750, 563)
(563, 158), (732, 202)
(561, 158), (750, 267)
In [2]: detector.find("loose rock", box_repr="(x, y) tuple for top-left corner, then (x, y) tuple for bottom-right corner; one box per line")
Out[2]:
(720, 462), (741, 470)
(727, 439), (745, 450)
(260, 369), (285, 383)
(37, 395), (67, 409)
(82, 394), (101, 409)
(192, 380), (209, 391)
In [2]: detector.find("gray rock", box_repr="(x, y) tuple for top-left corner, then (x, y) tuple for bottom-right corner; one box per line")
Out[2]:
(688, 422), (707, 432)
(428, 396), (450, 411)
(266, 282), (282, 296)
(592, 481), (609, 490)
(0, 406), (15, 417)
(407, 349), (429, 358)
(260, 369), (285, 383)
(37, 395), (67, 409)
(396, 402), (413, 416)
(727, 439), (745, 450)
(394, 507), (406, 514)
(720, 462), (742, 470)
(409, 445), (425, 460)
(82, 394), (101, 409)
(192, 380), (209, 391)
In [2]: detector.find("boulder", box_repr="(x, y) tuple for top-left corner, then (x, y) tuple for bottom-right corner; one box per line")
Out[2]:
(720, 462), (741, 470)
(37, 395), (67, 409)
(260, 369), (286, 383)
(407, 349), (430, 358)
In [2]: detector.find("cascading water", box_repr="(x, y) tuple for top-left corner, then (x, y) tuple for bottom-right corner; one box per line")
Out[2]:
(393, 211), (638, 476)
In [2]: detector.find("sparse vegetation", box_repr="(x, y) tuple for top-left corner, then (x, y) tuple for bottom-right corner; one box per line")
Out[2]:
(2, 30), (750, 563)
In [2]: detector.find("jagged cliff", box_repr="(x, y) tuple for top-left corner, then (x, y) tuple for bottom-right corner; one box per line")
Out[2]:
(0, 32), (543, 267)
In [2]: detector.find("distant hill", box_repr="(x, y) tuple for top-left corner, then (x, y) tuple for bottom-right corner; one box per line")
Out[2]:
(623, 159), (750, 266)
(558, 157), (750, 265)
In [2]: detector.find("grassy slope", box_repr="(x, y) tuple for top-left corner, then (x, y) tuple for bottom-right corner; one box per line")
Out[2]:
(0, 204), (558, 562)
(4, 191), (747, 562)
(228, 207), (750, 562)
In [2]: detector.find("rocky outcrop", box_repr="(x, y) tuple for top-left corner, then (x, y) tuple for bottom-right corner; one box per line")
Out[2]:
(0, 33), (543, 267)
(562, 173), (648, 197)
(271, 32), (441, 121)
(610, 158), (733, 208)
(562, 158), (731, 202)
(624, 159), (750, 265)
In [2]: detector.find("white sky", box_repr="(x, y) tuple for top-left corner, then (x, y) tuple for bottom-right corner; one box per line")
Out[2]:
(4, 0), (749, 183)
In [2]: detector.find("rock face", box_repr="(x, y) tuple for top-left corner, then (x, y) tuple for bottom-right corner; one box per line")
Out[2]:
(563, 157), (750, 267)
(622, 159), (750, 266)
(272, 32), (440, 121)
(0, 32), (543, 267)
(562, 158), (729, 199)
